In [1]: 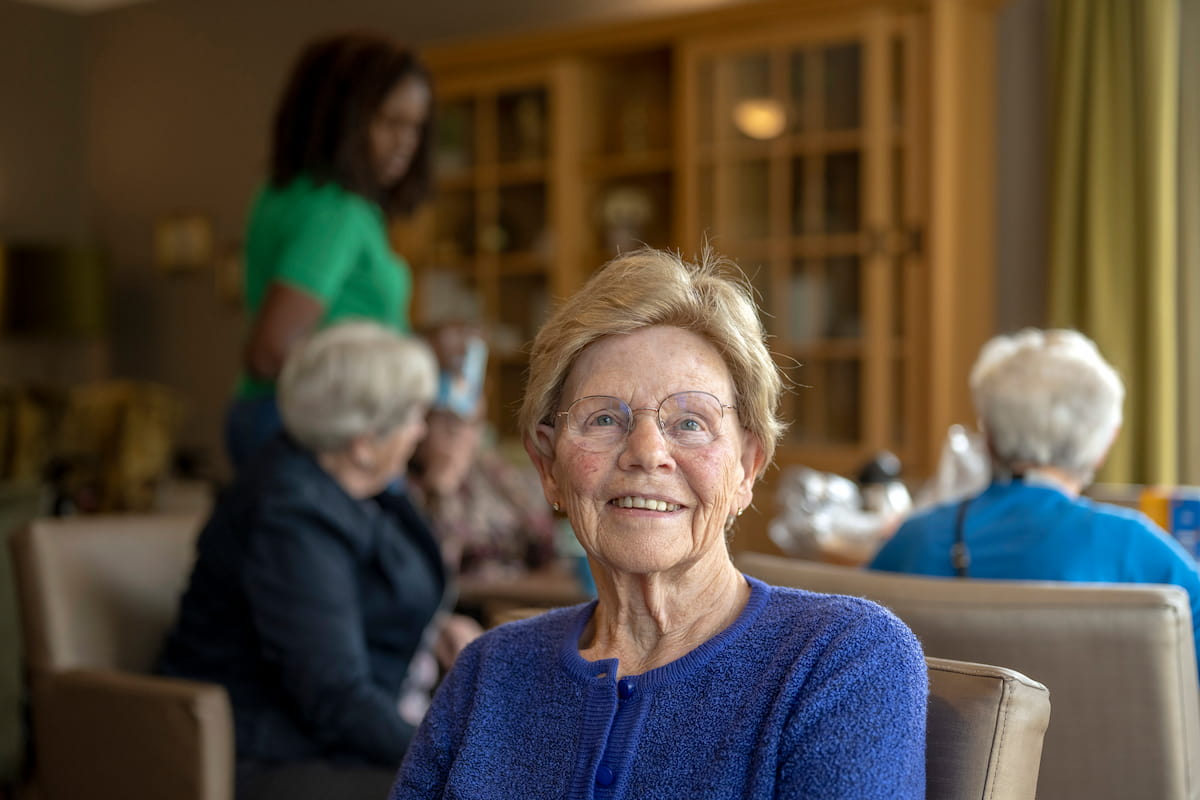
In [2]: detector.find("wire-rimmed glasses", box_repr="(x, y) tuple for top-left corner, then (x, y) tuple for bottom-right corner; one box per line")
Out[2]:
(554, 391), (736, 453)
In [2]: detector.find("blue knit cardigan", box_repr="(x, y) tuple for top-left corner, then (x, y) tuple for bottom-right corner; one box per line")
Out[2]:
(390, 576), (927, 799)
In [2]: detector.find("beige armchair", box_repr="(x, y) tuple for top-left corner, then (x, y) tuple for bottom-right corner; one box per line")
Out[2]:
(9, 513), (233, 800)
(737, 551), (1200, 800)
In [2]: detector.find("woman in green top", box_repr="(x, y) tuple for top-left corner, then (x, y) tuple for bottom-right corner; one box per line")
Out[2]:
(227, 31), (435, 472)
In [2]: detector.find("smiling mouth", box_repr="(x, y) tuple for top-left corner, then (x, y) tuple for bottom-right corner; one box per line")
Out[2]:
(611, 496), (680, 512)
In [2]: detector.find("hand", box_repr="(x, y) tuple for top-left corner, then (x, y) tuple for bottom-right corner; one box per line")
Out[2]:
(433, 613), (483, 671)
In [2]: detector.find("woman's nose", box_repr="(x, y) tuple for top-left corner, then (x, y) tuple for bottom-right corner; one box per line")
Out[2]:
(397, 123), (420, 152)
(620, 413), (673, 468)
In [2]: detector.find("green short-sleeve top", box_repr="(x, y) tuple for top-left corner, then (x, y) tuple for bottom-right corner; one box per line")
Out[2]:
(236, 175), (412, 397)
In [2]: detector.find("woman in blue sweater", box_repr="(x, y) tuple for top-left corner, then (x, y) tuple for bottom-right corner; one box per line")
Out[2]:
(390, 247), (928, 799)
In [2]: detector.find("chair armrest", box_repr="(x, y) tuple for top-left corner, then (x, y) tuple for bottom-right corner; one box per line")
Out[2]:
(925, 656), (1051, 800)
(31, 667), (234, 800)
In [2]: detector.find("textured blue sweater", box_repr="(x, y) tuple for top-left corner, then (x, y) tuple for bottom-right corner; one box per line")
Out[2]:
(390, 576), (927, 799)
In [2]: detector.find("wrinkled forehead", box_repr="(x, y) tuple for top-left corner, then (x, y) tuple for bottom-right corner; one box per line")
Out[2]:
(560, 326), (734, 407)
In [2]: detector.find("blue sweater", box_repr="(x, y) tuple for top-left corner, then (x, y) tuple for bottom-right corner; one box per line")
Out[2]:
(870, 479), (1200, 666)
(390, 576), (927, 799)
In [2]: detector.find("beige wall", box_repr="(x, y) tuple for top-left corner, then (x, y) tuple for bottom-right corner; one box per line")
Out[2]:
(0, 2), (86, 241)
(1, 0), (1045, 480)
(995, 0), (1048, 333)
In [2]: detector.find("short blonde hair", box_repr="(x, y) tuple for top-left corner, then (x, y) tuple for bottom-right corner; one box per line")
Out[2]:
(520, 246), (784, 475)
(278, 320), (437, 454)
(969, 328), (1124, 482)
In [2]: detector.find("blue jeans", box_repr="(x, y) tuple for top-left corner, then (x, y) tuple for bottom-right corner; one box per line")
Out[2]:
(225, 394), (282, 474)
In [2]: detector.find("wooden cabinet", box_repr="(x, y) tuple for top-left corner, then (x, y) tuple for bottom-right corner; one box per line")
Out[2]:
(680, 12), (927, 478)
(399, 0), (1001, 522)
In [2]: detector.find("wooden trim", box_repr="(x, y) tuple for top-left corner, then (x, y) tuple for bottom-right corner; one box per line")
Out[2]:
(421, 0), (929, 73)
(926, 0), (998, 462)
(862, 8), (894, 450)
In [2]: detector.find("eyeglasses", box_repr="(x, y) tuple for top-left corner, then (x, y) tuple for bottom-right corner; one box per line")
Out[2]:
(554, 391), (736, 453)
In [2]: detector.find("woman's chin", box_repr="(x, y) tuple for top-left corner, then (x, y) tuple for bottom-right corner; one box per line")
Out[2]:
(592, 544), (699, 582)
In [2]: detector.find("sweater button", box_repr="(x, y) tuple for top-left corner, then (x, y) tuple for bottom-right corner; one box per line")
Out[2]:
(596, 765), (615, 787)
(617, 677), (636, 699)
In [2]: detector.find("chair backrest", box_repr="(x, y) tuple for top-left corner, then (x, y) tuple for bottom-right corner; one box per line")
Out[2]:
(737, 551), (1200, 800)
(10, 513), (204, 674)
(925, 656), (1049, 800)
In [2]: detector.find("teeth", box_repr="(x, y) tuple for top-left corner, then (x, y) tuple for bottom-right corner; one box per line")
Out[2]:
(614, 496), (679, 512)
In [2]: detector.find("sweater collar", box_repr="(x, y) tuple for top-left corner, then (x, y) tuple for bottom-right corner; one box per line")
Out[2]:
(556, 575), (771, 687)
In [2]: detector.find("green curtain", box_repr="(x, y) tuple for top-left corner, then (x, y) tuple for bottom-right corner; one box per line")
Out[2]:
(1180, 0), (1200, 483)
(1048, 0), (1179, 484)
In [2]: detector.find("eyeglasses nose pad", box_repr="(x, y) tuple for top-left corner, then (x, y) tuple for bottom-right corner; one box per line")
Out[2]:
(624, 408), (670, 448)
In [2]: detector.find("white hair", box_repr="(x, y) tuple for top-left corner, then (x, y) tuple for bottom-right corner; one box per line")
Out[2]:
(969, 328), (1124, 483)
(278, 320), (437, 454)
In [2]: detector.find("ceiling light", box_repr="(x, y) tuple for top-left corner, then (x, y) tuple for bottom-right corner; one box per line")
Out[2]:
(733, 98), (787, 140)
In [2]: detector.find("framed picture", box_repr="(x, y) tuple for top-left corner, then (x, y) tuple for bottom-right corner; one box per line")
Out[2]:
(154, 214), (214, 272)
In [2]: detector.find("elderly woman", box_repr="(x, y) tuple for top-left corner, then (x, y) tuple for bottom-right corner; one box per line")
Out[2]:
(390, 247), (928, 799)
(870, 328), (1200, 663)
(159, 321), (481, 800)
(408, 323), (557, 579)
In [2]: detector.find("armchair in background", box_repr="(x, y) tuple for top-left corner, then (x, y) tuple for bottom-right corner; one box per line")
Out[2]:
(8, 512), (232, 800)
(737, 551), (1200, 800)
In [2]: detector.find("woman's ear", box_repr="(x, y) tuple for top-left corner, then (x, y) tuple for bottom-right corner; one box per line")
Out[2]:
(736, 429), (767, 509)
(524, 423), (560, 506)
(347, 433), (379, 472)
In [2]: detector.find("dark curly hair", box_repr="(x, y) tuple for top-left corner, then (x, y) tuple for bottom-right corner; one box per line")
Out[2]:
(268, 31), (434, 217)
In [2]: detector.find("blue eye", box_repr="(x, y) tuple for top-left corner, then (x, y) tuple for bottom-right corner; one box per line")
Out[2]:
(592, 413), (619, 428)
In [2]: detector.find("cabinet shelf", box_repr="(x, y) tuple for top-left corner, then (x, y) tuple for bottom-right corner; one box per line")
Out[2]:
(496, 252), (549, 276)
(436, 172), (476, 191)
(582, 150), (675, 180)
(783, 338), (867, 359)
(491, 161), (548, 185)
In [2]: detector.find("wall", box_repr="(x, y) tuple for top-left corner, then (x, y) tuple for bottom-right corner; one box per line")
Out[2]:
(0, 2), (86, 242)
(995, 0), (1048, 333)
(0, 3), (111, 388)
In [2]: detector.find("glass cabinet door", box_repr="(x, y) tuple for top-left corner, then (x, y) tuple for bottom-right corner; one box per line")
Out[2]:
(684, 16), (919, 472)
(411, 73), (557, 442)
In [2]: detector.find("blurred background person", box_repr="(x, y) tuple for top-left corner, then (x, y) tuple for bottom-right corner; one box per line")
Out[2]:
(159, 321), (480, 800)
(392, 247), (927, 798)
(870, 327), (1200, 668)
(408, 322), (556, 579)
(226, 31), (435, 472)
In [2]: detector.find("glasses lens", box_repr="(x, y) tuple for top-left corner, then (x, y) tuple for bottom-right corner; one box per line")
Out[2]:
(567, 396), (630, 451)
(660, 392), (725, 447)
(562, 392), (728, 451)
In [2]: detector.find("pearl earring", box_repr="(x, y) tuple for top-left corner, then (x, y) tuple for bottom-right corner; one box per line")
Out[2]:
(552, 502), (561, 512)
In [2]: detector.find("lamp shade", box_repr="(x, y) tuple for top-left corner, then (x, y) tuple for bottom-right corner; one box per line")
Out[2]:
(0, 242), (109, 337)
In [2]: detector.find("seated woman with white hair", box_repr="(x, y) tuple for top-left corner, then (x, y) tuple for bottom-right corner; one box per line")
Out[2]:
(158, 320), (481, 800)
(870, 328), (1200, 668)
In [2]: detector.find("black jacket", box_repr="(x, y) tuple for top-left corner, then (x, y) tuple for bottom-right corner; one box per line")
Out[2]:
(158, 433), (447, 767)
